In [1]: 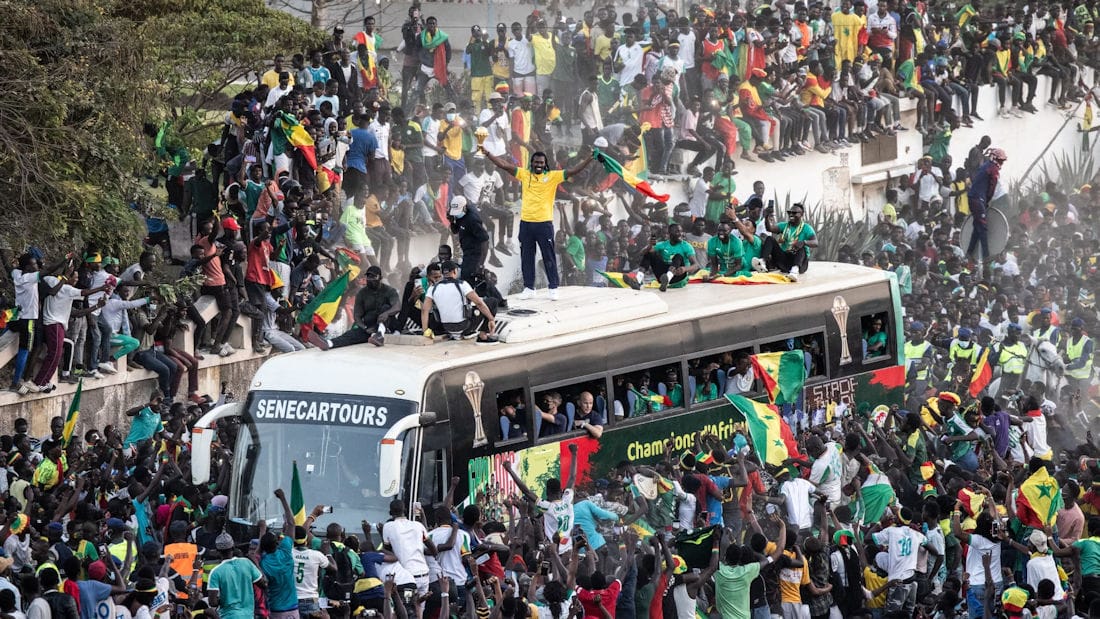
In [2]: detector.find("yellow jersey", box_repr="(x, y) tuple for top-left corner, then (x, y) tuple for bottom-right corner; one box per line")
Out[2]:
(516, 168), (566, 223)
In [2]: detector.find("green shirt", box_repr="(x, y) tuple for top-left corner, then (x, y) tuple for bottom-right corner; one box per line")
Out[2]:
(944, 413), (974, 461)
(706, 174), (736, 222)
(1074, 537), (1100, 576)
(776, 221), (816, 257)
(865, 331), (888, 356)
(707, 235), (743, 274)
(401, 120), (424, 163)
(654, 240), (696, 269)
(467, 39), (493, 77)
(739, 235), (761, 275)
(714, 562), (761, 619)
(208, 557), (263, 619)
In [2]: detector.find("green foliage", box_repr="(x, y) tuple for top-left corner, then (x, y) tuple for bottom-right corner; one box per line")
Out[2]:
(0, 0), (323, 258)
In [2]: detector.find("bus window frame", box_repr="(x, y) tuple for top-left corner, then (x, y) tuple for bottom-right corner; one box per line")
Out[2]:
(531, 372), (615, 445)
(859, 309), (894, 367)
(757, 326), (831, 385)
(608, 357), (691, 428)
(684, 343), (761, 403)
(492, 386), (536, 449)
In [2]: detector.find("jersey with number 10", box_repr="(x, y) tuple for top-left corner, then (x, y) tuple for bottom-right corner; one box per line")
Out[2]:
(538, 489), (575, 554)
(871, 526), (926, 581)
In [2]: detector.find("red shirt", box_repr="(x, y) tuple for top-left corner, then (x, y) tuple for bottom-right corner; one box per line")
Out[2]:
(577, 579), (622, 619)
(739, 469), (766, 516)
(245, 238), (274, 286)
(195, 236), (226, 287)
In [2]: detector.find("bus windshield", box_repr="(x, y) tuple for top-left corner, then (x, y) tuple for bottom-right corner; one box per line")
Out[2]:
(229, 390), (417, 528)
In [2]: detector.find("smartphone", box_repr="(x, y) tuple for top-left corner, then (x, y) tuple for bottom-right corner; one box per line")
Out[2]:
(321, 505), (334, 514)
(539, 561), (550, 575)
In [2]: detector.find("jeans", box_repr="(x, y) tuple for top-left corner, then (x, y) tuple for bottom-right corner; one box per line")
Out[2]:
(803, 106), (827, 144)
(966, 582), (1002, 619)
(966, 206), (990, 261)
(134, 349), (177, 398)
(955, 449), (979, 472)
(518, 220), (559, 290)
(90, 313), (111, 367)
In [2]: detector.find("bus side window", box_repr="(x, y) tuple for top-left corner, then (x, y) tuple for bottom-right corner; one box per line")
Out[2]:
(688, 347), (755, 403)
(612, 363), (685, 419)
(532, 390), (567, 439)
(760, 332), (827, 378)
(417, 449), (446, 511)
(861, 311), (890, 361)
(497, 389), (529, 443)
(554, 380), (609, 434)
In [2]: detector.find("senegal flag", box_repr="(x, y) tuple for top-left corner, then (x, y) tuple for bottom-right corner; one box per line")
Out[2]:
(751, 351), (806, 405)
(291, 461), (306, 526)
(296, 271), (350, 332)
(1016, 467), (1062, 528)
(955, 3), (978, 27)
(726, 395), (800, 466)
(62, 379), (83, 447)
(969, 347), (993, 397)
(593, 147), (670, 203)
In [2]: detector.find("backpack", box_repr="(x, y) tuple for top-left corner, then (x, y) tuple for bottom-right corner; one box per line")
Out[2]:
(322, 542), (356, 601)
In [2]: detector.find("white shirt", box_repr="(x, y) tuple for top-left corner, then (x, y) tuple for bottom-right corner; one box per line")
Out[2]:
(265, 85), (293, 108)
(673, 481), (697, 530)
(11, 269), (41, 320)
(871, 526), (926, 581)
(292, 546), (331, 599)
(313, 95), (340, 116)
(808, 442), (844, 506)
(87, 270), (111, 316)
(421, 116), (441, 158)
(41, 277), (84, 327)
(1025, 414), (1053, 459)
(616, 43), (644, 86)
(916, 167), (942, 203)
(426, 279), (473, 325)
(27, 598), (49, 619)
(1026, 553), (1065, 600)
(688, 178), (709, 219)
(428, 525), (471, 583)
(478, 109), (511, 157)
(460, 170), (504, 206)
(507, 38), (535, 75)
(780, 478), (815, 530)
(382, 517), (430, 577)
(867, 12), (898, 41)
(678, 30), (697, 69)
(964, 533), (1002, 587)
(374, 555), (415, 586)
(102, 296), (148, 334)
(537, 488), (575, 553)
(369, 120), (390, 159)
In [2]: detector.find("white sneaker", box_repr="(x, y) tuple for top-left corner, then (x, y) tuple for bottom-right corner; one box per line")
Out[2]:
(17, 381), (37, 395)
(98, 362), (117, 374)
(219, 343), (236, 357)
(548, 289), (559, 301)
(752, 257), (768, 273)
(519, 288), (535, 300)
(788, 267), (800, 282)
(86, 370), (103, 379)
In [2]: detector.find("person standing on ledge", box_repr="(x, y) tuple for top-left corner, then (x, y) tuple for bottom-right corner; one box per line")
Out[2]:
(478, 146), (595, 300)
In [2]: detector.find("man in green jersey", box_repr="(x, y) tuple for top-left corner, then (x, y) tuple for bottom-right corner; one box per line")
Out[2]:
(642, 223), (699, 291)
(706, 222), (744, 278)
(763, 202), (817, 278)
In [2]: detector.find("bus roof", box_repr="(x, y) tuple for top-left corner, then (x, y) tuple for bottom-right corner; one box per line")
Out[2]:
(249, 262), (893, 398)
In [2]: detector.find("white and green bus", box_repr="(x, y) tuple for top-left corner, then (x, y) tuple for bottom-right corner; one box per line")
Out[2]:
(190, 262), (905, 531)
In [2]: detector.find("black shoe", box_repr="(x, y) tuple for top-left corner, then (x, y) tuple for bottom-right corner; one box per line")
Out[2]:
(488, 254), (503, 268)
(659, 272), (670, 292)
(622, 273), (642, 290)
(495, 243), (512, 256)
(475, 334), (500, 345)
(971, 112), (984, 120)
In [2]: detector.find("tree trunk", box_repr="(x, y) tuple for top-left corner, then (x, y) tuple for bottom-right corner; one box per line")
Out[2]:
(311, 0), (324, 28)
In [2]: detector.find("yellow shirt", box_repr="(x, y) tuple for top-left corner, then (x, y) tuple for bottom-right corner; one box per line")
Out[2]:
(439, 120), (464, 161)
(864, 567), (887, 608)
(516, 167), (566, 222)
(261, 70), (294, 90)
(832, 11), (863, 63)
(778, 549), (809, 604)
(594, 33), (613, 61)
(531, 33), (557, 76)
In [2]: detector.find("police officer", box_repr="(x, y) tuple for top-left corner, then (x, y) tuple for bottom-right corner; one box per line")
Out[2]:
(993, 323), (1029, 396)
(1063, 317), (1094, 408)
(905, 321), (934, 408)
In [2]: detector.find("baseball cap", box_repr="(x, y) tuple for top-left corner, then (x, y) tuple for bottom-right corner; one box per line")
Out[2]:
(909, 321), (925, 332)
(443, 102), (457, 112)
(88, 560), (108, 581)
(449, 195), (468, 217)
(106, 517), (127, 531)
(221, 217), (241, 231)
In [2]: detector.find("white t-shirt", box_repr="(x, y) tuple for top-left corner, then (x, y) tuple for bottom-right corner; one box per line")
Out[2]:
(537, 488), (576, 553)
(507, 38), (535, 75)
(373, 555), (415, 586)
(369, 120), (390, 160)
(1026, 554), (1065, 600)
(674, 481), (697, 530)
(41, 277), (84, 327)
(87, 269), (110, 316)
(1025, 414), (1053, 459)
(780, 478), (815, 530)
(421, 116), (441, 158)
(428, 525), (471, 583)
(615, 43), (644, 86)
(426, 279), (473, 325)
(477, 109), (511, 157)
(678, 31), (697, 69)
(382, 518), (430, 577)
(808, 442), (844, 506)
(11, 269), (41, 320)
(871, 526), (926, 581)
(964, 534), (1002, 587)
(460, 170), (504, 206)
(292, 546), (332, 599)
(27, 598), (49, 619)
(688, 178), (708, 219)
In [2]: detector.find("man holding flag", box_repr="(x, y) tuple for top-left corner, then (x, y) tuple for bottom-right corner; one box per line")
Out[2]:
(478, 145), (595, 301)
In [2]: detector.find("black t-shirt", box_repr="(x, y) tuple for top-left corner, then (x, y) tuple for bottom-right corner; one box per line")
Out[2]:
(353, 284), (399, 324)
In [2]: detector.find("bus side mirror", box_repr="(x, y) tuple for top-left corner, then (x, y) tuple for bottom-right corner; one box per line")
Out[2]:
(190, 403), (243, 485)
(380, 412), (434, 497)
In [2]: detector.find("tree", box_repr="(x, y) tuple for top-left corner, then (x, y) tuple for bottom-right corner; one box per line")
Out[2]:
(0, 0), (324, 257)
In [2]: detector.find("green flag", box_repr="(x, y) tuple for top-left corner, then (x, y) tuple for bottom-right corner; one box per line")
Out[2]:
(291, 461), (306, 525)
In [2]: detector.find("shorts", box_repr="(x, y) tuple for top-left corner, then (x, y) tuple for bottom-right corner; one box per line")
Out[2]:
(781, 603), (809, 619)
(348, 243), (376, 257)
(413, 574), (429, 597)
(270, 610), (300, 619)
(298, 598), (321, 616)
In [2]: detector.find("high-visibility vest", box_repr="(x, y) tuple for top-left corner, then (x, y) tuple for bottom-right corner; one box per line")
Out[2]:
(998, 341), (1028, 374)
(1033, 325), (1059, 345)
(905, 340), (933, 381)
(1066, 335), (1094, 380)
(949, 340), (980, 366)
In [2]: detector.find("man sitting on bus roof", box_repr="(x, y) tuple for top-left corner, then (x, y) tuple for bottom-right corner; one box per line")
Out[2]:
(637, 222), (701, 292)
(421, 260), (499, 343)
(761, 202), (817, 279)
(329, 265), (400, 348)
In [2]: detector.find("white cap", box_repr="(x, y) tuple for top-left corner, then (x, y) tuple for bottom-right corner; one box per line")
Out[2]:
(594, 137), (609, 148)
(448, 195), (468, 217)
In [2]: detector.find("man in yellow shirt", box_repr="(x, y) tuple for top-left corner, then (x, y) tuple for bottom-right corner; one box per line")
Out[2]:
(479, 147), (595, 300)
(261, 54), (295, 90)
(439, 102), (467, 193)
(832, 0), (863, 65)
(531, 20), (558, 96)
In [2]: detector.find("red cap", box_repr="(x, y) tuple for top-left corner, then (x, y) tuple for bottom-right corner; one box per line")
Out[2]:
(752, 67), (768, 78)
(221, 217), (242, 231)
(88, 560), (108, 581)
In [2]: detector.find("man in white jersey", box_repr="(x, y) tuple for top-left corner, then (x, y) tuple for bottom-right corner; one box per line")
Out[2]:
(504, 443), (579, 554)
(291, 526), (335, 617)
(382, 499), (437, 596)
(869, 507), (926, 617)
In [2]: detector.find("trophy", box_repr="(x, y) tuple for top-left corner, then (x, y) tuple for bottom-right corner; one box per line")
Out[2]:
(831, 295), (852, 365)
(464, 371), (489, 448)
(475, 127), (489, 149)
